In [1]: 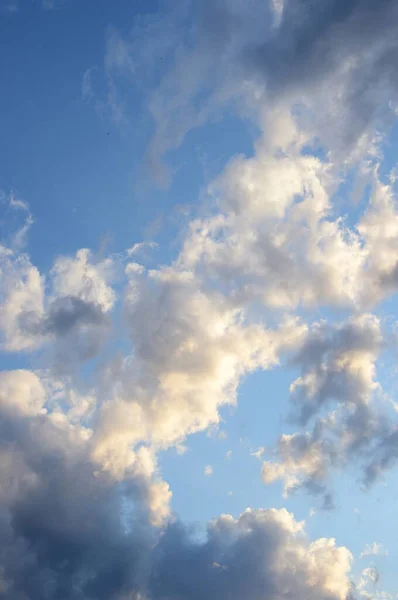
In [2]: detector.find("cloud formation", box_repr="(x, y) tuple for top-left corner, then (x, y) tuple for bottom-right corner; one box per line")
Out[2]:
(149, 509), (354, 600)
(4, 0), (398, 597)
(0, 245), (115, 363)
(104, 0), (398, 181)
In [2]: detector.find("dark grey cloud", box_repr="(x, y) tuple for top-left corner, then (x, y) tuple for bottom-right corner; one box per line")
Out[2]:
(18, 296), (111, 367)
(250, 0), (396, 89)
(0, 407), (154, 599)
(0, 368), (356, 600)
(43, 296), (106, 337)
(117, 0), (398, 176)
(208, 0), (398, 150)
(148, 508), (355, 600)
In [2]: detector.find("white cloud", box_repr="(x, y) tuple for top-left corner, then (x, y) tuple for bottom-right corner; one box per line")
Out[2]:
(0, 370), (46, 417)
(4, 1), (398, 596)
(0, 241), (116, 362)
(360, 542), (388, 558)
(8, 193), (29, 213)
(204, 465), (213, 476)
(251, 447), (264, 459)
(0, 246), (45, 351)
(90, 264), (307, 476)
(50, 248), (115, 313)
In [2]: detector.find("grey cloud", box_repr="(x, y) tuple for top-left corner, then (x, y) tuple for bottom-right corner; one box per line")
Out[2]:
(289, 316), (381, 425)
(43, 296), (107, 337)
(149, 509), (354, 600)
(250, 0), (396, 90)
(0, 369), (356, 600)
(106, 0), (398, 177)
(261, 315), (389, 500)
(18, 296), (111, 366)
(0, 407), (154, 599)
(363, 427), (398, 486)
(200, 0), (398, 152)
(0, 408), (356, 599)
(249, 0), (398, 146)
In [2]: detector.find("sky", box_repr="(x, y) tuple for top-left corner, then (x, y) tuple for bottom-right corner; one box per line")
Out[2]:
(1, 0), (398, 598)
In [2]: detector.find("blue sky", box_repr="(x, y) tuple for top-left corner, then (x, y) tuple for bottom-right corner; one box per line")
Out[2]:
(1, 1), (398, 599)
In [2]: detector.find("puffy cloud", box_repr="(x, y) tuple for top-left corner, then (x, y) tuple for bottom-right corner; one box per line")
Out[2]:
(0, 368), (172, 598)
(261, 315), (388, 499)
(204, 465), (213, 476)
(357, 567), (381, 599)
(0, 244), (115, 362)
(0, 370), (46, 417)
(262, 426), (338, 499)
(5, 3), (398, 596)
(289, 314), (382, 425)
(0, 246), (45, 351)
(0, 368), (360, 599)
(178, 139), (368, 311)
(149, 508), (354, 600)
(357, 168), (398, 303)
(90, 264), (307, 476)
(50, 249), (115, 314)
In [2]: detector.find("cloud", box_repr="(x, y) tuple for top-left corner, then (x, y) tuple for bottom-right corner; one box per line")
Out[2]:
(103, 0), (398, 183)
(0, 246), (45, 352)
(260, 314), (390, 500)
(360, 543), (388, 558)
(89, 264), (306, 477)
(8, 193), (29, 213)
(50, 249), (116, 314)
(0, 245), (115, 361)
(289, 314), (382, 426)
(262, 423), (340, 504)
(204, 465), (213, 476)
(0, 374), (356, 599)
(149, 508), (354, 600)
(0, 369), (164, 598)
(251, 447), (264, 459)
(0, 389), (357, 600)
(5, 2), (398, 595)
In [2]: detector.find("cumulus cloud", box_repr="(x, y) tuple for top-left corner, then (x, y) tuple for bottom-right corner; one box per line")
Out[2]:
(0, 370), (355, 599)
(204, 465), (213, 476)
(260, 314), (392, 501)
(0, 401), (356, 600)
(150, 508), (354, 600)
(289, 314), (382, 425)
(0, 246), (45, 351)
(89, 263), (307, 476)
(0, 369), (161, 598)
(4, 0), (398, 596)
(0, 244), (115, 362)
